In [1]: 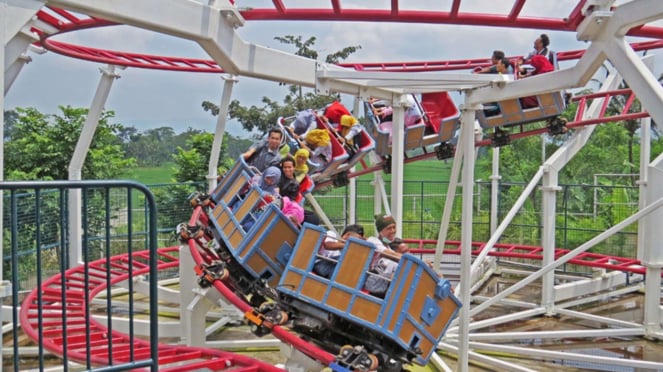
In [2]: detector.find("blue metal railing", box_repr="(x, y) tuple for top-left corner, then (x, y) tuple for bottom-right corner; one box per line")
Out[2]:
(2, 180), (159, 372)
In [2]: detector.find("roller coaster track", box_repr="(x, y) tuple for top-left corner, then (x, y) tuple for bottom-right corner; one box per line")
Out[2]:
(18, 246), (286, 371)
(15, 1), (662, 370)
(315, 87), (648, 189)
(30, 4), (663, 73)
(18, 202), (649, 371)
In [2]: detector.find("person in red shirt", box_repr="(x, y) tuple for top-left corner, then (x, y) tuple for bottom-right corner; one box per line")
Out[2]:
(518, 55), (555, 108)
(323, 100), (351, 125)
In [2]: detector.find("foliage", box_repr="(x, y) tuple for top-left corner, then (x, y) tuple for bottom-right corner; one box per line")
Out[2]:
(5, 106), (135, 180)
(152, 183), (205, 234)
(172, 132), (234, 183)
(124, 126), (177, 167)
(202, 34), (361, 134)
(3, 109), (19, 141)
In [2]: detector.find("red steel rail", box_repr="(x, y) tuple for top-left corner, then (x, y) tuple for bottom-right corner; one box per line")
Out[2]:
(19, 246), (285, 372)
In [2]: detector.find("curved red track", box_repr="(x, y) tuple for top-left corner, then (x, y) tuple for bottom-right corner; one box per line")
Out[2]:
(33, 2), (663, 73)
(18, 1), (661, 370)
(19, 247), (285, 372)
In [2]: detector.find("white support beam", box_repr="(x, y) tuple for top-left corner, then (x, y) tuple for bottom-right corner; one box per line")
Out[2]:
(540, 164), (559, 315)
(605, 38), (663, 127)
(2, 0), (41, 42)
(468, 341), (663, 370)
(68, 65), (120, 268)
(462, 70), (621, 297)
(553, 271), (629, 302)
(433, 131), (463, 270)
(390, 94), (406, 235)
(611, 0), (663, 36)
(207, 74), (237, 192)
(471, 194), (663, 318)
(305, 193), (337, 233)
(457, 96), (480, 372)
(637, 118), (651, 261)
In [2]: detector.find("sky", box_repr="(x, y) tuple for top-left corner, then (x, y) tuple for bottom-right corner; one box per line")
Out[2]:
(4, 1), (662, 138)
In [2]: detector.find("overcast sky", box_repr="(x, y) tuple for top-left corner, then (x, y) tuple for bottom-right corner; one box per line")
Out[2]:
(4, 1), (661, 138)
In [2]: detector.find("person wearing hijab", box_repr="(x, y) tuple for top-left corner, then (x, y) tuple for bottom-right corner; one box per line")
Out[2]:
(257, 166), (281, 196)
(294, 148), (310, 181)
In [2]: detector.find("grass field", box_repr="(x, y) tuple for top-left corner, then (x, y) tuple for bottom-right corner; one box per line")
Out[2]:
(119, 159), (454, 186)
(118, 163), (175, 185)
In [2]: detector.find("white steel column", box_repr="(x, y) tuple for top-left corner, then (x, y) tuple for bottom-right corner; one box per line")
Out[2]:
(348, 98), (360, 224)
(637, 117), (650, 261)
(466, 70), (621, 287)
(489, 147), (500, 234)
(371, 152), (385, 217)
(207, 74), (236, 192)
(180, 244), (208, 346)
(605, 37), (663, 128)
(643, 150), (663, 337)
(68, 65), (120, 268)
(390, 94), (406, 235)
(1, 15), (6, 368)
(541, 164), (560, 315)
(433, 123), (465, 268)
(457, 97), (480, 372)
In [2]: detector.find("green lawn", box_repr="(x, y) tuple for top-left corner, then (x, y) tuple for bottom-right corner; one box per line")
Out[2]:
(118, 163), (175, 185)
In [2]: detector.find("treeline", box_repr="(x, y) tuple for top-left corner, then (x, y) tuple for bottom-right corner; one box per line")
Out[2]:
(3, 106), (252, 182)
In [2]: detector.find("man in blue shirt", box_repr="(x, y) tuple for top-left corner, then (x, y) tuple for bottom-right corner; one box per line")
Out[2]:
(242, 128), (283, 172)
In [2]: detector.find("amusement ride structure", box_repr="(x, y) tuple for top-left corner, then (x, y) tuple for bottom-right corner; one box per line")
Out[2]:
(4, 0), (663, 371)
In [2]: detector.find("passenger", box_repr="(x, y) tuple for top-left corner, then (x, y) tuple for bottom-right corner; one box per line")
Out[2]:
(287, 109), (317, 141)
(374, 95), (425, 142)
(254, 166), (281, 197)
(518, 55), (554, 108)
(389, 238), (409, 254)
(302, 129), (332, 169)
(337, 115), (363, 147)
(242, 127), (283, 172)
(483, 58), (513, 116)
(293, 148), (310, 181)
(313, 224), (365, 278)
(526, 33), (556, 69)
(280, 193), (305, 226)
(473, 50), (513, 74)
(278, 156), (299, 197)
(364, 214), (402, 297)
(323, 100), (352, 125)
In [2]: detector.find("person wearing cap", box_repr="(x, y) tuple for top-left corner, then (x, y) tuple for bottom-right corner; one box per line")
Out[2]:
(313, 224), (365, 278)
(364, 214), (402, 297)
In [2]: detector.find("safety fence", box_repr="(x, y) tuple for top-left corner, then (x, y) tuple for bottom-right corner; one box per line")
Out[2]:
(1, 181), (159, 372)
(3, 179), (638, 290)
(314, 180), (639, 261)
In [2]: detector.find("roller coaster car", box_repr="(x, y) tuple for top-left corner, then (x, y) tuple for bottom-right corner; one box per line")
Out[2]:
(205, 158), (300, 303)
(365, 92), (460, 158)
(310, 117), (375, 183)
(475, 91), (566, 130)
(276, 224), (461, 370)
(279, 114), (375, 185)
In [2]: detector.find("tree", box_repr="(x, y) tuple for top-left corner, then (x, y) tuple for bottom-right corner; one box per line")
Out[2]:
(5, 106), (135, 180)
(172, 132), (232, 183)
(3, 109), (19, 141)
(202, 35), (361, 134)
